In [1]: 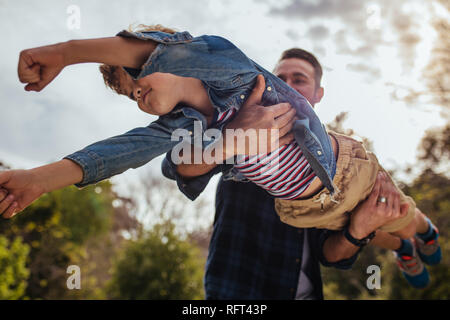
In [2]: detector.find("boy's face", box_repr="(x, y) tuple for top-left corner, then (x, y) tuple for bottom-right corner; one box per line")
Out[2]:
(118, 70), (180, 116)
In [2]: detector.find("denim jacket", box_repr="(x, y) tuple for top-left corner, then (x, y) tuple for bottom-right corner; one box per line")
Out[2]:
(64, 30), (336, 199)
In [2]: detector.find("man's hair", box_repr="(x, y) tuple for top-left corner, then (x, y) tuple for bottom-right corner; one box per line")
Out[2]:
(99, 24), (176, 95)
(278, 48), (323, 88)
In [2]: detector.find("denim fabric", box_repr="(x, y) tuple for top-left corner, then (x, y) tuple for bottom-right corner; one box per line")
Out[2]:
(64, 30), (336, 193)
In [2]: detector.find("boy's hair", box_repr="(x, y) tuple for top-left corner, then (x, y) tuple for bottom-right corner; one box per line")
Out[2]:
(278, 48), (323, 88)
(99, 24), (176, 95)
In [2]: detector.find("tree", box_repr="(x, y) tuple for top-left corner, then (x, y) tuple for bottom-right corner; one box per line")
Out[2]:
(0, 236), (30, 300)
(106, 220), (204, 300)
(0, 176), (139, 299)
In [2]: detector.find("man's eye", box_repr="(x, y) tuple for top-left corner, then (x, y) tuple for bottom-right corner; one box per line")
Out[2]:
(293, 79), (305, 84)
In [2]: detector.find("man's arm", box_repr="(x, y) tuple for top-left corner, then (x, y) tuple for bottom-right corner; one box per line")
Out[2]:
(320, 171), (409, 265)
(18, 36), (156, 92)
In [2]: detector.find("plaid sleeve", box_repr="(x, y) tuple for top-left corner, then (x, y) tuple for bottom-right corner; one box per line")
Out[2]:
(316, 229), (362, 270)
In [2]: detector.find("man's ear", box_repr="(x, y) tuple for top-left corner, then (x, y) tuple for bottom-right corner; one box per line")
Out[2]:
(314, 87), (324, 104)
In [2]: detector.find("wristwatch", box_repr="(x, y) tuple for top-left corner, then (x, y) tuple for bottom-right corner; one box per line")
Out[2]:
(343, 227), (376, 247)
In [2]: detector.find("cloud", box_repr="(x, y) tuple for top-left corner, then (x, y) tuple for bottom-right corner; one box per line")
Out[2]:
(346, 63), (381, 80)
(269, 0), (365, 21)
(270, 0), (423, 68)
(286, 29), (300, 41)
(306, 25), (330, 40)
(386, 8), (422, 72)
(334, 30), (377, 58)
(313, 45), (327, 57)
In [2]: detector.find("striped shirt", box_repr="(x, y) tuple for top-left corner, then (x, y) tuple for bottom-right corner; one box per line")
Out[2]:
(212, 108), (316, 200)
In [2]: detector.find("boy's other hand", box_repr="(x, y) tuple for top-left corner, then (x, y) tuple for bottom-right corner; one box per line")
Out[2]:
(18, 43), (66, 92)
(0, 170), (45, 219)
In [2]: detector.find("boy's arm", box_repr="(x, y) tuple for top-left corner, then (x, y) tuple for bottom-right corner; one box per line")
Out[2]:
(0, 159), (83, 218)
(0, 116), (192, 218)
(18, 36), (156, 92)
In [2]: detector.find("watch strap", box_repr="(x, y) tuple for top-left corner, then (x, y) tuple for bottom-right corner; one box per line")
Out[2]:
(344, 227), (376, 247)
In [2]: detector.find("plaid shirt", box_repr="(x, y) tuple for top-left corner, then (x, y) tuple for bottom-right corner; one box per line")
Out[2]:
(204, 177), (359, 300)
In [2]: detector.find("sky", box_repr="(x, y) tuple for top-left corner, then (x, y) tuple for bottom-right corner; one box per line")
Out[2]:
(0, 0), (447, 227)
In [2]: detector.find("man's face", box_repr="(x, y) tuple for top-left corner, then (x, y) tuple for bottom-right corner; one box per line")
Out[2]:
(273, 58), (324, 107)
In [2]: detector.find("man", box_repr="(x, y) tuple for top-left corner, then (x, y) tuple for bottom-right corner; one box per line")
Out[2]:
(162, 48), (414, 299)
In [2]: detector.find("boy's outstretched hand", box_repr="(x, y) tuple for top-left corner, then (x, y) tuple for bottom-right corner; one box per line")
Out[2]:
(0, 170), (45, 219)
(18, 43), (66, 92)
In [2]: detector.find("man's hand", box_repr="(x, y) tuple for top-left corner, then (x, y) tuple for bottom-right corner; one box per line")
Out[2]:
(175, 75), (297, 178)
(322, 171), (409, 263)
(348, 171), (409, 239)
(223, 74), (297, 158)
(0, 169), (46, 219)
(18, 43), (66, 92)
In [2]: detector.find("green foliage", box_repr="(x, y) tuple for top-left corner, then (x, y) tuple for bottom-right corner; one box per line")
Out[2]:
(0, 236), (30, 299)
(107, 221), (204, 300)
(0, 181), (117, 299)
(389, 170), (450, 299)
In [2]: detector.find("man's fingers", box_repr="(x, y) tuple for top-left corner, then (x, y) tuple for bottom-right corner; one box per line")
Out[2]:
(368, 173), (382, 206)
(278, 132), (294, 147)
(274, 108), (296, 128)
(244, 75), (265, 107)
(400, 203), (409, 217)
(392, 193), (400, 217)
(270, 103), (293, 118)
(278, 117), (295, 138)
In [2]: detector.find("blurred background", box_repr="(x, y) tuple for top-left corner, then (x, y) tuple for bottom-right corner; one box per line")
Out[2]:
(0, 0), (448, 299)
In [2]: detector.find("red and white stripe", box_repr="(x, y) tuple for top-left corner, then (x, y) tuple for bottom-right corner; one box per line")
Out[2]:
(212, 107), (316, 200)
(234, 140), (316, 199)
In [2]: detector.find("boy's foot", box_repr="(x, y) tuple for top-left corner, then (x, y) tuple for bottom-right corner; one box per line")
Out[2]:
(394, 239), (430, 289)
(414, 218), (441, 266)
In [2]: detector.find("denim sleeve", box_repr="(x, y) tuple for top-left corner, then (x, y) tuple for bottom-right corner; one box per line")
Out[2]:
(63, 121), (180, 188)
(317, 229), (361, 269)
(161, 151), (233, 201)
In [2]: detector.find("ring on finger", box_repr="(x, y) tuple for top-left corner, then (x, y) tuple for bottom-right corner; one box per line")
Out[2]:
(377, 196), (387, 204)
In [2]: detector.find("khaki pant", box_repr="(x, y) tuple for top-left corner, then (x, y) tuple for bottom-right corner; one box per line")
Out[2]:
(274, 131), (416, 232)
